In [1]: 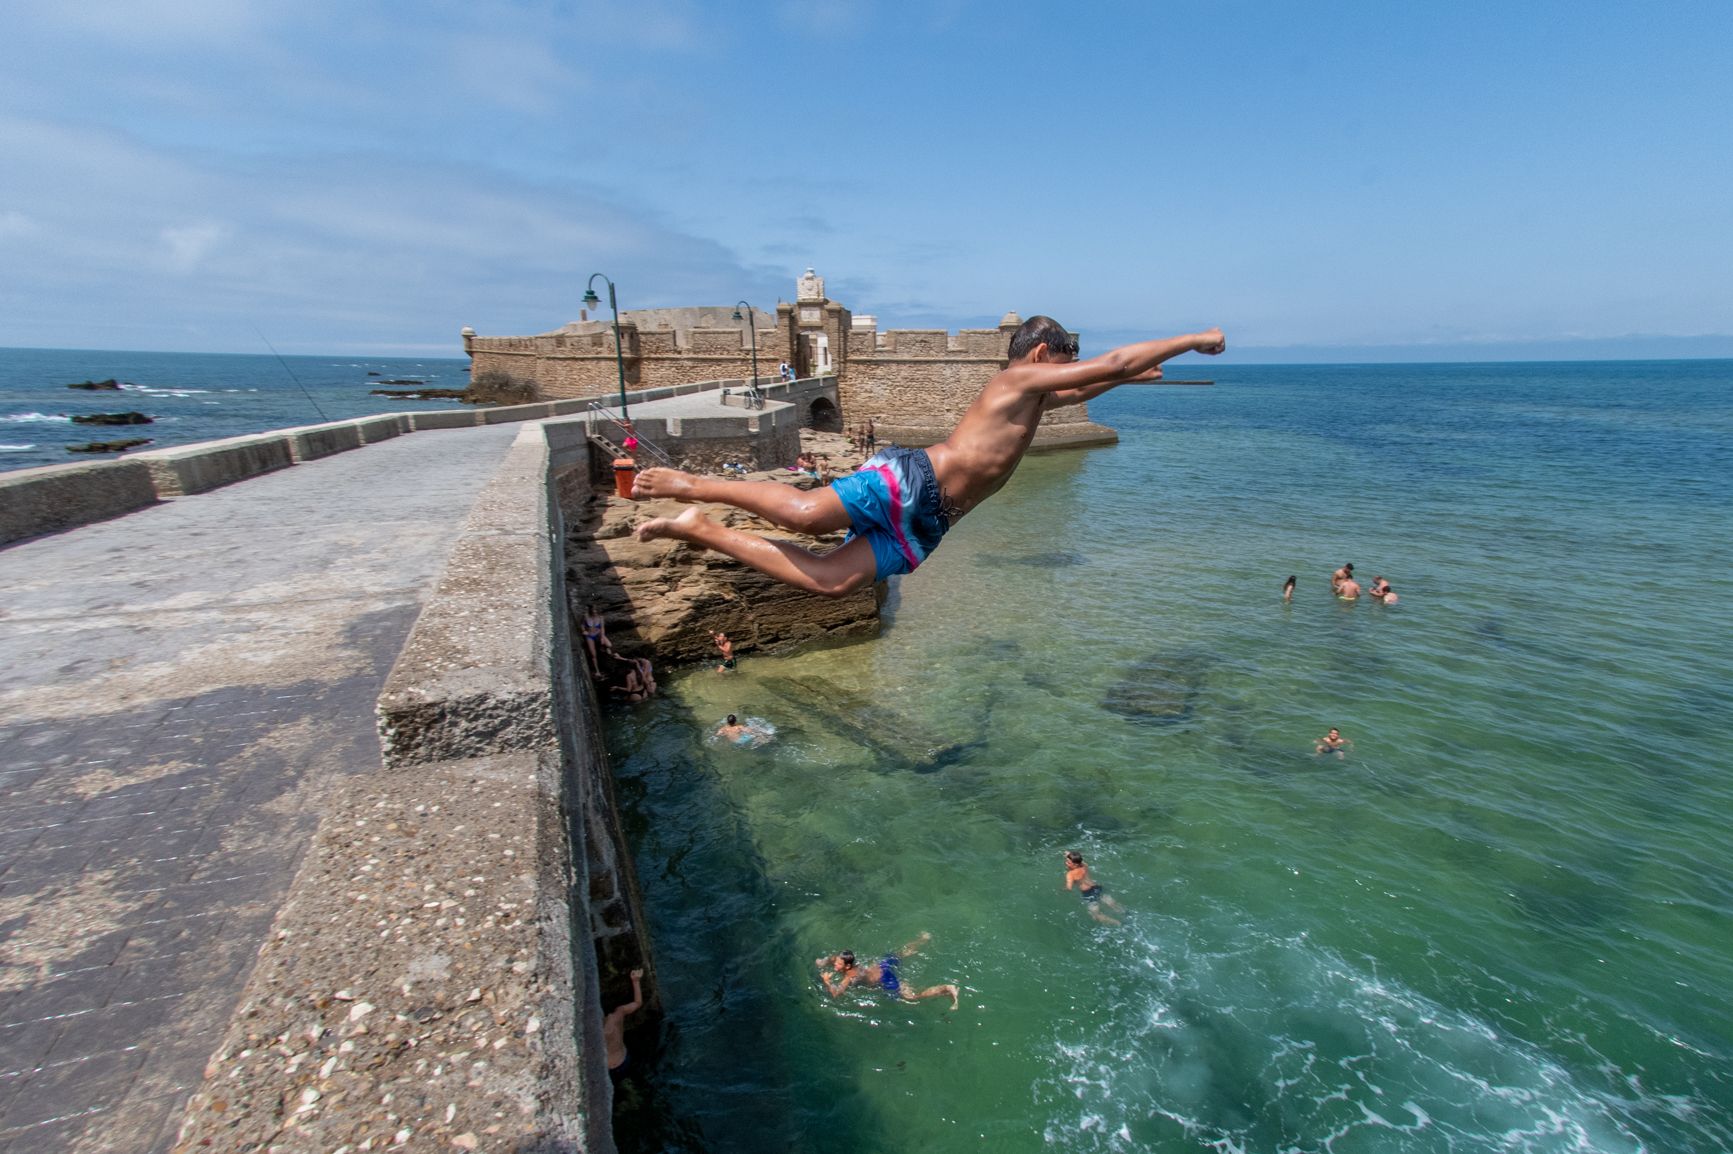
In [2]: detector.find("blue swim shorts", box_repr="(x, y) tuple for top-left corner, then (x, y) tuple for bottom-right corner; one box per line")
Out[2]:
(879, 954), (902, 996)
(829, 447), (950, 580)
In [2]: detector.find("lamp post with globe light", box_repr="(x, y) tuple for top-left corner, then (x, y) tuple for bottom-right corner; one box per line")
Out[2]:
(582, 273), (629, 423)
(731, 300), (762, 393)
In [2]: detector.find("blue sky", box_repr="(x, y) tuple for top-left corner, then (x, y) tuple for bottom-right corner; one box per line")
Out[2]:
(3, 0), (1730, 360)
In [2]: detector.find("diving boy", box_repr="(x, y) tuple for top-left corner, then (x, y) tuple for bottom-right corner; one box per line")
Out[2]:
(633, 318), (1227, 596)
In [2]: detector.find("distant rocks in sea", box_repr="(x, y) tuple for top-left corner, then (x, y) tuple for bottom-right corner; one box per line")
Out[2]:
(66, 379), (123, 391)
(370, 387), (466, 399)
(71, 411), (153, 426)
(67, 438), (152, 453)
(375, 378), (426, 385)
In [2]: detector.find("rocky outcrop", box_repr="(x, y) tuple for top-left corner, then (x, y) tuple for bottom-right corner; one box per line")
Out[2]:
(71, 410), (152, 425)
(566, 432), (879, 664)
(67, 438), (152, 453)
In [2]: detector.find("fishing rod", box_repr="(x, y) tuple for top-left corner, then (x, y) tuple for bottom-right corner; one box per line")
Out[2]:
(253, 327), (330, 421)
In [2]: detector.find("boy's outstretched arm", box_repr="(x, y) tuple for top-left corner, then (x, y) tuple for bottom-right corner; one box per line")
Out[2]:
(1017, 329), (1225, 402)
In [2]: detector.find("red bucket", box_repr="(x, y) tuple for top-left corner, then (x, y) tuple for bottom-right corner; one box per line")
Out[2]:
(612, 458), (638, 499)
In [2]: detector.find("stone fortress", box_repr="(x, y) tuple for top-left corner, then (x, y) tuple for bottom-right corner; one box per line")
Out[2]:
(463, 268), (1118, 451)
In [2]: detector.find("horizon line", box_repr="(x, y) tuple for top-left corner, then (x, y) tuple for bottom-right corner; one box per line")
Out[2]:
(4, 341), (1733, 370)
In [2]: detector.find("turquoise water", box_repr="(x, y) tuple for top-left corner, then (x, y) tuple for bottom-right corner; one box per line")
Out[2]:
(0, 347), (470, 471)
(605, 361), (1733, 1153)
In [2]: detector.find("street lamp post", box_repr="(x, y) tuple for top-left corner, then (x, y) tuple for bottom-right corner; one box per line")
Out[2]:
(582, 273), (629, 423)
(731, 300), (761, 388)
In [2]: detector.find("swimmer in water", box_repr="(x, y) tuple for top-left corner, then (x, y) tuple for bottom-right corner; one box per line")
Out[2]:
(1370, 577), (1398, 604)
(1063, 851), (1124, 926)
(1315, 727), (1352, 758)
(818, 932), (959, 1009)
(1331, 562), (1354, 595)
(1282, 574), (1296, 602)
(1337, 574), (1362, 601)
(715, 714), (750, 741)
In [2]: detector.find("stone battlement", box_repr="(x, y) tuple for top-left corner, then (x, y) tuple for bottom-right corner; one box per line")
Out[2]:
(464, 270), (1118, 452)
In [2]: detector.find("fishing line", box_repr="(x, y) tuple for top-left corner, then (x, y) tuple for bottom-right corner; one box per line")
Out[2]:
(253, 327), (330, 421)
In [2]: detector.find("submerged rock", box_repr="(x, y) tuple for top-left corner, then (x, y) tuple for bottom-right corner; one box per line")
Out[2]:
(1102, 649), (1213, 726)
(71, 411), (152, 426)
(65, 378), (122, 390)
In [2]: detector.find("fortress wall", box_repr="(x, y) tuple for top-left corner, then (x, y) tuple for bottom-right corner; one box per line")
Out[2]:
(838, 353), (1005, 431)
(469, 345), (795, 401)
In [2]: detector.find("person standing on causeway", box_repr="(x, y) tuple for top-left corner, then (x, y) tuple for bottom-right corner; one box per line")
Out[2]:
(633, 317), (1227, 596)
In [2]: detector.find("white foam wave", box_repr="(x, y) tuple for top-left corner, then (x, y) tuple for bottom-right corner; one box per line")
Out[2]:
(2, 412), (71, 423)
(1032, 925), (1666, 1153)
(0, 443), (36, 451)
(120, 383), (208, 396)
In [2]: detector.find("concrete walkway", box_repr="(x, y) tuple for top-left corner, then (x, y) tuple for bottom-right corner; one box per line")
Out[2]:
(0, 423), (521, 1153)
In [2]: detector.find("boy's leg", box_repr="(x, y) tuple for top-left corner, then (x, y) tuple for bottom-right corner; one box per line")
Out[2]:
(897, 931), (933, 958)
(905, 984), (960, 1010)
(634, 468), (852, 535)
(637, 508), (877, 598)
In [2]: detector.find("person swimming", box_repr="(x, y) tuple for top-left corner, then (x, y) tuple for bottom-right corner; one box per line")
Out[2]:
(817, 932), (959, 1009)
(712, 714), (774, 747)
(1063, 851), (1124, 926)
(1282, 574), (1296, 602)
(1315, 727), (1352, 758)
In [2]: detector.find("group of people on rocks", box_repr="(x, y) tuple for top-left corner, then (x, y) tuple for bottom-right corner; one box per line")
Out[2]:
(581, 605), (658, 703)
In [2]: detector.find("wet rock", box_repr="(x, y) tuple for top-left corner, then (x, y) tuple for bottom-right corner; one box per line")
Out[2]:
(66, 438), (152, 453)
(369, 388), (467, 399)
(65, 378), (122, 390)
(70, 410), (153, 425)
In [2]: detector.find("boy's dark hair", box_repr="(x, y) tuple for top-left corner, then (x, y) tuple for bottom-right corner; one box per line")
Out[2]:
(1008, 315), (1076, 361)
(1344, 563), (1353, 573)
(1284, 575), (1296, 586)
(1065, 850), (1083, 864)
(839, 950), (856, 967)
(726, 714), (738, 725)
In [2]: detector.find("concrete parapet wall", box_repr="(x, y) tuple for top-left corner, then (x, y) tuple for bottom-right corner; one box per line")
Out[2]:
(357, 414), (406, 443)
(483, 401), (559, 424)
(0, 458), (160, 546)
(175, 422), (625, 1152)
(410, 408), (483, 431)
(285, 420), (365, 463)
(135, 432), (296, 496)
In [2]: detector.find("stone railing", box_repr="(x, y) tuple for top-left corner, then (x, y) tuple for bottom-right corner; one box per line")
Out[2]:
(171, 419), (646, 1153)
(0, 401), (596, 548)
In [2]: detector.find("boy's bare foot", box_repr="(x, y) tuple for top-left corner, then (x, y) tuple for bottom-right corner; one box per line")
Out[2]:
(944, 985), (960, 1010)
(636, 506), (707, 543)
(633, 467), (700, 501)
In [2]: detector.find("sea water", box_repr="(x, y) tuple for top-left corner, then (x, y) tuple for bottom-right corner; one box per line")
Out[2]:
(605, 361), (1733, 1153)
(0, 347), (471, 472)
